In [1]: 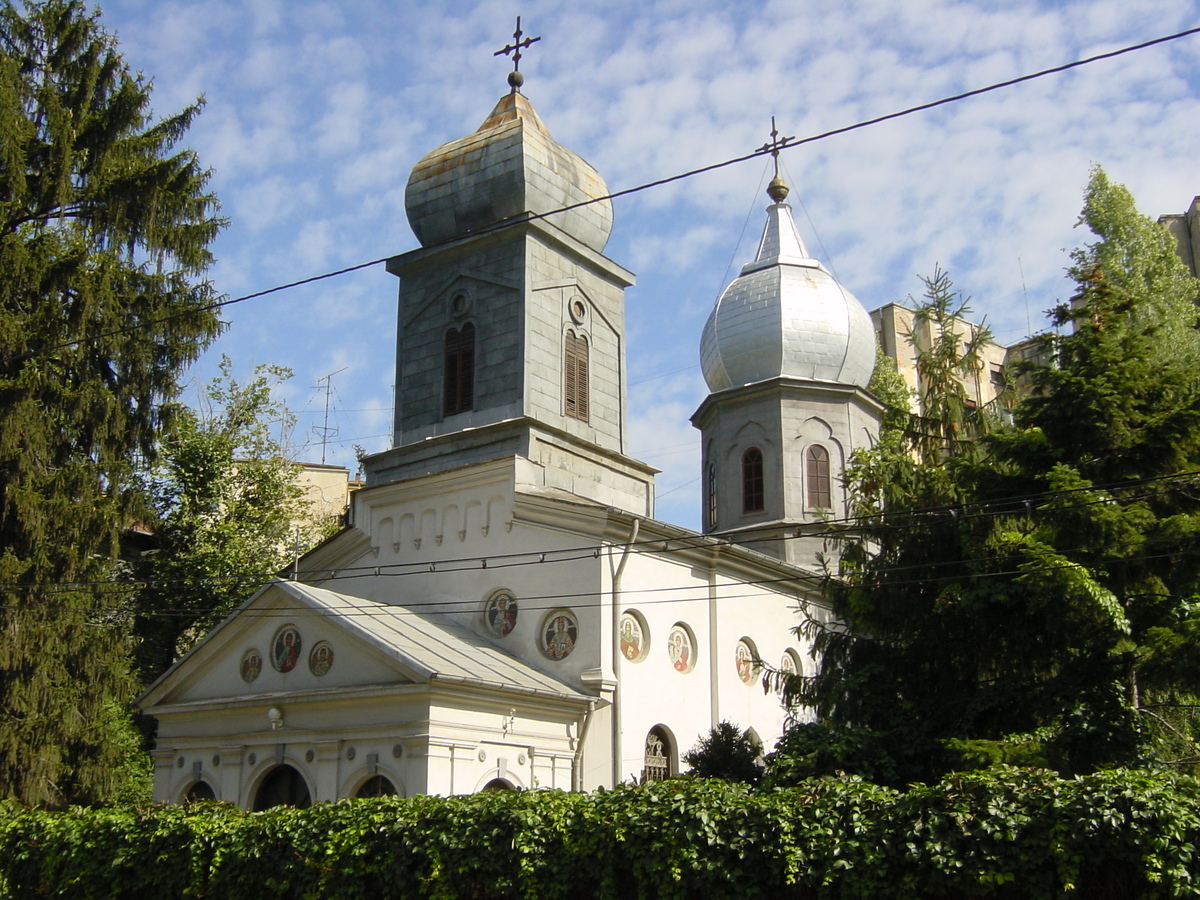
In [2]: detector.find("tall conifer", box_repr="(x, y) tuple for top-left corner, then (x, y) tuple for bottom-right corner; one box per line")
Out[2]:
(0, 0), (222, 805)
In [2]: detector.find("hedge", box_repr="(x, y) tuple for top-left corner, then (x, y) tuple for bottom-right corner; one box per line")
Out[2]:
(0, 767), (1197, 899)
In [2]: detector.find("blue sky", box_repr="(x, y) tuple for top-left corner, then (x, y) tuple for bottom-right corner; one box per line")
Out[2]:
(95, 0), (1200, 530)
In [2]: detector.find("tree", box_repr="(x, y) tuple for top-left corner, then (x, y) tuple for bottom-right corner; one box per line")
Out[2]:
(778, 169), (1200, 784)
(132, 360), (315, 683)
(683, 722), (763, 784)
(0, 0), (222, 805)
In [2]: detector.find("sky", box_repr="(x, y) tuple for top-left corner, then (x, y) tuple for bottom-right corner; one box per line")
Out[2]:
(93, 0), (1200, 531)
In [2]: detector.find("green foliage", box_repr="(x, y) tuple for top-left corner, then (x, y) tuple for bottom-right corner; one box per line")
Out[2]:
(782, 167), (1200, 784)
(131, 358), (312, 683)
(683, 721), (763, 784)
(0, 0), (222, 805)
(0, 769), (1198, 898)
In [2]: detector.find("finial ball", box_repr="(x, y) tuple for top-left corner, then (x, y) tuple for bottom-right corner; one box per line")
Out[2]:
(767, 175), (790, 203)
(508, 70), (525, 89)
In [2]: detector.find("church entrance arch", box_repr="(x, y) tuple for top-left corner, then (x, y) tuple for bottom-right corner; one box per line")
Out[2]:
(253, 764), (312, 811)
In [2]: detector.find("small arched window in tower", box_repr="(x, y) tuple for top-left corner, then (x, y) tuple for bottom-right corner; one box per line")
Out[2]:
(564, 330), (590, 422)
(806, 445), (832, 509)
(706, 462), (718, 530)
(742, 447), (764, 513)
(643, 726), (673, 782)
(444, 322), (475, 416)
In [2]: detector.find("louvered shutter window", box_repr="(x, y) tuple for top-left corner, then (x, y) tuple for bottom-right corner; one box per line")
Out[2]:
(564, 330), (590, 422)
(444, 323), (475, 416)
(742, 447), (764, 513)
(807, 444), (831, 509)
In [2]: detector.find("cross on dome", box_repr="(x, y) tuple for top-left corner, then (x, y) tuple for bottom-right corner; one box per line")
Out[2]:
(757, 116), (795, 203)
(494, 16), (541, 92)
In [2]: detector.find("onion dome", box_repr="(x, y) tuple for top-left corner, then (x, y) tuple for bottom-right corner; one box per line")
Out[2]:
(405, 92), (613, 252)
(700, 181), (875, 392)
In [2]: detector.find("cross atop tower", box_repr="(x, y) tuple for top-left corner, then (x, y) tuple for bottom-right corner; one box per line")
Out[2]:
(494, 16), (541, 92)
(757, 116), (795, 203)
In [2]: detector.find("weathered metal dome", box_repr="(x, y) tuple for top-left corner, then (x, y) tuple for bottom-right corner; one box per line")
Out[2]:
(405, 92), (613, 252)
(700, 188), (875, 392)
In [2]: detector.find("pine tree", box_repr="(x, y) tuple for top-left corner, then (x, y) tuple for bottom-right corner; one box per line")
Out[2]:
(0, 0), (222, 805)
(778, 169), (1200, 785)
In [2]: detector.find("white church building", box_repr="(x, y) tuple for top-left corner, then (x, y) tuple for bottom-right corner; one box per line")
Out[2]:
(138, 65), (881, 808)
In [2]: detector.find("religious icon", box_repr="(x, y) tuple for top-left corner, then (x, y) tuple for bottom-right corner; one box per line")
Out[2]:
(271, 624), (302, 673)
(668, 625), (692, 673)
(735, 640), (757, 685)
(543, 611), (578, 660)
(485, 591), (518, 637)
(619, 613), (643, 661)
(309, 641), (334, 677)
(240, 649), (262, 683)
(780, 651), (799, 677)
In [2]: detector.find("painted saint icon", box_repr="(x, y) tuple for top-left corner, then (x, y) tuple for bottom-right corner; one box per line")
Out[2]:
(668, 625), (692, 673)
(780, 651), (800, 677)
(309, 641), (334, 677)
(484, 591), (518, 637)
(619, 613), (644, 661)
(272, 624), (302, 673)
(241, 649), (262, 683)
(542, 611), (578, 660)
(735, 640), (757, 685)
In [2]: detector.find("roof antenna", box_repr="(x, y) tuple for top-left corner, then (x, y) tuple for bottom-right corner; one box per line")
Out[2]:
(312, 366), (347, 465)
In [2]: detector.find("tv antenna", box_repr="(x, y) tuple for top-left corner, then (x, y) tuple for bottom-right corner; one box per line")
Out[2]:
(312, 367), (348, 464)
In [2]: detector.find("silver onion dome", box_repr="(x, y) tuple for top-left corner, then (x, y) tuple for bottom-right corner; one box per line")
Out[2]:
(700, 184), (876, 392)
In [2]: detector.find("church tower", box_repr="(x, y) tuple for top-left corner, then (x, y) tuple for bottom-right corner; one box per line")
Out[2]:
(364, 56), (656, 516)
(691, 172), (882, 567)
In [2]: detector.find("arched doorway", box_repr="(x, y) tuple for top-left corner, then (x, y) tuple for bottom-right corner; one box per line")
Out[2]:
(253, 764), (312, 811)
(481, 778), (515, 791)
(355, 774), (397, 798)
(183, 780), (216, 802)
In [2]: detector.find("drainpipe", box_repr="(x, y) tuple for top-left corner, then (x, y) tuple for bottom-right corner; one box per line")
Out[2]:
(572, 699), (597, 791)
(611, 517), (639, 786)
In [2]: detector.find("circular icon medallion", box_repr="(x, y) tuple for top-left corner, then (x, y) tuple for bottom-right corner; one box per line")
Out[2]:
(309, 640), (334, 677)
(484, 591), (518, 637)
(271, 624), (302, 673)
(240, 648), (263, 683)
(541, 610), (578, 660)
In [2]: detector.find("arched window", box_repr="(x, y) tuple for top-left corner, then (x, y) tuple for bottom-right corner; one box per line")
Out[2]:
(706, 462), (717, 530)
(482, 778), (516, 791)
(253, 765), (312, 811)
(642, 726), (674, 782)
(564, 330), (589, 422)
(355, 775), (397, 798)
(444, 322), (475, 416)
(742, 447), (764, 513)
(806, 445), (831, 509)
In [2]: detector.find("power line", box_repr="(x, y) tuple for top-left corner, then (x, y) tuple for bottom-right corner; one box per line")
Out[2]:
(9, 24), (1199, 364)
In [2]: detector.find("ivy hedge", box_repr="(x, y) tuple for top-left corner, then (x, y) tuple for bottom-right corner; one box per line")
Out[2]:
(1, 767), (1198, 899)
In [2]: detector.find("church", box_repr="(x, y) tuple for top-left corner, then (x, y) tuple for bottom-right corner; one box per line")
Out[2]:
(138, 49), (882, 808)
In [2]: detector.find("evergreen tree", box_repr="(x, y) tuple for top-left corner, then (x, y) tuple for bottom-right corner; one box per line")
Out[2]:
(0, 0), (222, 805)
(683, 722), (763, 785)
(779, 170), (1200, 784)
(132, 360), (316, 684)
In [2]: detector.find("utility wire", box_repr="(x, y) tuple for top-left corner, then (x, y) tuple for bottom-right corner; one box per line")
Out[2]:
(10, 24), (1199, 363)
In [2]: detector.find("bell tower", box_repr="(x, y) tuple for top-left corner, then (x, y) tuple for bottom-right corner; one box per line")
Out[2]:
(364, 29), (656, 516)
(691, 154), (882, 567)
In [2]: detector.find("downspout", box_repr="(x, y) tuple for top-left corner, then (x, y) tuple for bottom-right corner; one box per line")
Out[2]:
(572, 699), (597, 791)
(611, 517), (639, 786)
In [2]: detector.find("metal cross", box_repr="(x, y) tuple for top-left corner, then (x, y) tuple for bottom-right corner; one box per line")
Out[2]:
(756, 116), (795, 180)
(495, 16), (541, 91)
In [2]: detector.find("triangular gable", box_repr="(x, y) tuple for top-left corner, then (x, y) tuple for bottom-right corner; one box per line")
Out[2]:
(139, 579), (585, 711)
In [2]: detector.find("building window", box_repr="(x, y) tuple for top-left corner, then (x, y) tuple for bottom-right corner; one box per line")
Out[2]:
(444, 323), (475, 416)
(642, 727), (673, 782)
(564, 329), (590, 422)
(806, 445), (831, 509)
(253, 765), (312, 811)
(742, 447), (764, 513)
(706, 463), (717, 530)
(355, 775), (397, 798)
